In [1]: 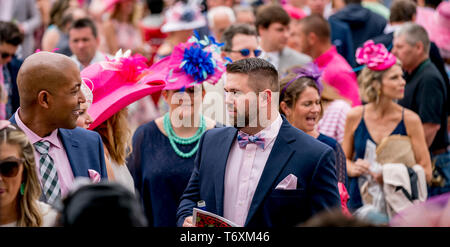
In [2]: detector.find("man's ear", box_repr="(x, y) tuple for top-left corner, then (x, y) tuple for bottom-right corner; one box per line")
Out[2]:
(307, 32), (317, 46)
(415, 41), (425, 54)
(37, 90), (51, 109)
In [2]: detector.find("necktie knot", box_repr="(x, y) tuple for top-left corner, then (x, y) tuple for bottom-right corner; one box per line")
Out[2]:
(237, 132), (265, 149)
(34, 141), (51, 155)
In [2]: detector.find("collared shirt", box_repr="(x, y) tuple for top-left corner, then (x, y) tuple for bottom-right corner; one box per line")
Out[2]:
(223, 114), (283, 226)
(70, 51), (109, 71)
(314, 45), (361, 106)
(15, 110), (74, 198)
(261, 51), (280, 71)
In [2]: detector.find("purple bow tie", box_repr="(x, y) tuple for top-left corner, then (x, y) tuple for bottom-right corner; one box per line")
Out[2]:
(237, 132), (265, 149)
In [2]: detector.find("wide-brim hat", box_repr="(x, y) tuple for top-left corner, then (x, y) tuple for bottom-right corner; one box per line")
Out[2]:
(139, 34), (226, 91)
(418, 2), (450, 54)
(160, 2), (206, 33)
(81, 54), (166, 130)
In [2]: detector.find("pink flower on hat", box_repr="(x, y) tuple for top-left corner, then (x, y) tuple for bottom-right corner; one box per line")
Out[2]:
(355, 40), (396, 71)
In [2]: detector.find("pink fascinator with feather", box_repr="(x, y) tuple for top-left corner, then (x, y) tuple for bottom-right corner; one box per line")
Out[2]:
(81, 50), (166, 130)
(355, 40), (397, 71)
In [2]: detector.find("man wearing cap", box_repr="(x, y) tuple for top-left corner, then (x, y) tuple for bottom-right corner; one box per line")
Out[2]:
(177, 58), (340, 227)
(9, 51), (108, 205)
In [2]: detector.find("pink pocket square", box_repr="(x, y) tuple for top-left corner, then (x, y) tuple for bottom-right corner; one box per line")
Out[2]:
(88, 169), (101, 183)
(275, 174), (298, 190)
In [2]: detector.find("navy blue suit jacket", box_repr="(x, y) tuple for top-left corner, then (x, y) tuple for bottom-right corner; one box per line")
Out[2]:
(176, 118), (341, 227)
(10, 115), (108, 179)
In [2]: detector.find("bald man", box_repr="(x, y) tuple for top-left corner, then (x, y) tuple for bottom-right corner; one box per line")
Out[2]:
(9, 52), (107, 205)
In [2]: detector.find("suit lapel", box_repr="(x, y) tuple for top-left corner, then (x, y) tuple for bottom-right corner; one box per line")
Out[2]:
(59, 129), (83, 177)
(215, 127), (238, 216)
(244, 119), (296, 226)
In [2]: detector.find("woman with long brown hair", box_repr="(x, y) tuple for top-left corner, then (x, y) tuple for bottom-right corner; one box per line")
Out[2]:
(0, 121), (58, 226)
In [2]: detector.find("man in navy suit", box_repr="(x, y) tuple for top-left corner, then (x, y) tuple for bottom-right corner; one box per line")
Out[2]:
(10, 51), (107, 205)
(177, 58), (340, 227)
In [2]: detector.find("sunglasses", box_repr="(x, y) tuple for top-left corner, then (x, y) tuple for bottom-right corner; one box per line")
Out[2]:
(1, 52), (15, 59)
(227, 48), (262, 57)
(0, 158), (24, 178)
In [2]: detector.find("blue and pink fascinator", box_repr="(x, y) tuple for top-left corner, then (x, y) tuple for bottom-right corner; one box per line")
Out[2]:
(140, 32), (227, 91)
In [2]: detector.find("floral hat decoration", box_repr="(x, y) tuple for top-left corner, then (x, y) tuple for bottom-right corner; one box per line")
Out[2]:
(355, 40), (397, 71)
(81, 49), (166, 130)
(139, 31), (227, 91)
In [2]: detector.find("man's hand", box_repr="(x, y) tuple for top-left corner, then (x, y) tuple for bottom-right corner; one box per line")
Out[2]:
(182, 216), (194, 227)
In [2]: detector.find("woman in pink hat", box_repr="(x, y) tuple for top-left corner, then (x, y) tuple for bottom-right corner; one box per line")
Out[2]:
(126, 35), (226, 226)
(342, 40), (432, 214)
(80, 52), (166, 193)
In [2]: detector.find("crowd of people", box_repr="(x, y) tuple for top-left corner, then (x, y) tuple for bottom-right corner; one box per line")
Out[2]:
(0, 0), (449, 227)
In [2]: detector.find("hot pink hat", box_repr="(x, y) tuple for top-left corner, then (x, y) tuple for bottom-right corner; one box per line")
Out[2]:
(355, 40), (397, 71)
(103, 0), (134, 12)
(282, 4), (307, 20)
(139, 33), (226, 91)
(81, 53), (166, 130)
(417, 2), (450, 57)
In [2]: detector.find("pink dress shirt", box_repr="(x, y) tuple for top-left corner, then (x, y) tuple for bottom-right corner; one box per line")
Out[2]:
(223, 114), (283, 226)
(315, 46), (361, 107)
(15, 110), (74, 198)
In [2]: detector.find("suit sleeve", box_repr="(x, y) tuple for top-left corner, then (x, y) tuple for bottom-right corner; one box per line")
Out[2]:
(310, 147), (341, 215)
(176, 131), (206, 226)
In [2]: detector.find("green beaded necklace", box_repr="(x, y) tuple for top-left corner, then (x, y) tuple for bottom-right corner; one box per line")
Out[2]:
(163, 112), (206, 158)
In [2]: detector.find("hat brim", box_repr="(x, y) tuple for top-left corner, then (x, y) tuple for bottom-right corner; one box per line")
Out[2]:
(140, 53), (225, 91)
(87, 79), (165, 130)
(161, 19), (206, 33)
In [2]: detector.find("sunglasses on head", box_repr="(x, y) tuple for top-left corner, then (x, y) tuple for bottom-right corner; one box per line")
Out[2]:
(227, 48), (262, 57)
(1, 52), (15, 59)
(0, 158), (24, 178)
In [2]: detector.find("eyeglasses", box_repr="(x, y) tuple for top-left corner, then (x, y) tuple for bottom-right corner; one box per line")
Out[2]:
(226, 48), (262, 57)
(0, 158), (24, 178)
(1, 52), (15, 59)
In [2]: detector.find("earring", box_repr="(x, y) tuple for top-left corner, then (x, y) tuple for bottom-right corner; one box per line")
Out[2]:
(20, 183), (25, 196)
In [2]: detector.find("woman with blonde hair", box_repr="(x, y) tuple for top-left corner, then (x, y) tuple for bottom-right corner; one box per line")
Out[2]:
(342, 41), (432, 212)
(0, 121), (58, 226)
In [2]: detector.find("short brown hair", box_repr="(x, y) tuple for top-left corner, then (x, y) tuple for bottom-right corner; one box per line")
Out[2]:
(298, 14), (331, 41)
(389, 0), (416, 23)
(255, 4), (290, 30)
(0, 21), (24, 46)
(221, 24), (257, 51)
(226, 58), (279, 92)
